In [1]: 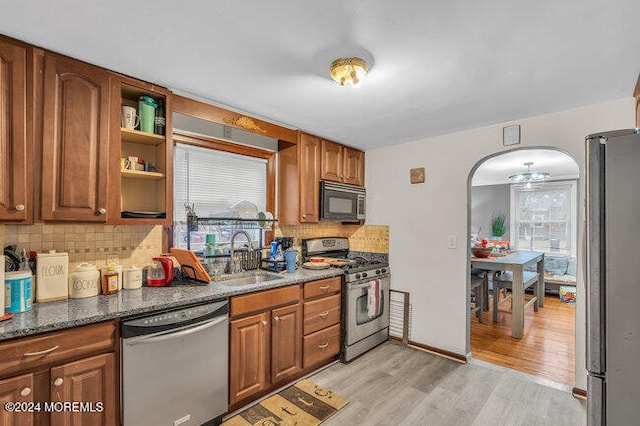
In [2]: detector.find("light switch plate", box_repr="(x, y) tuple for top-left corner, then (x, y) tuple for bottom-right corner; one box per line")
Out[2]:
(447, 235), (456, 249)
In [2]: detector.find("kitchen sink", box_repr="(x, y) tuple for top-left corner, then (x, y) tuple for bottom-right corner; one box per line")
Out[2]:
(214, 271), (284, 287)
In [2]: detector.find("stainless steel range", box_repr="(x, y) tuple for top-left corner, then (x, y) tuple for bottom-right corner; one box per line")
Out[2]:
(302, 237), (390, 362)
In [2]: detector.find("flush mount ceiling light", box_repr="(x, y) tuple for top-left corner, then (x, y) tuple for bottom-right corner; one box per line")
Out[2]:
(509, 161), (550, 190)
(330, 57), (368, 87)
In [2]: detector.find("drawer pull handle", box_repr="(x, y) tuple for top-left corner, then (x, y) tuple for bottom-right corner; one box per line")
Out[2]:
(318, 342), (329, 349)
(318, 311), (330, 319)
(23, 345), (59, 357)
(20, 387), (31, 397)
(319, 285), (330, 292)
(54, 378), (64, 387)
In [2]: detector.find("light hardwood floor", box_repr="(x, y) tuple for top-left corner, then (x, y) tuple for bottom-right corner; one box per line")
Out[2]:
(311, 342), (585, 426)
(470, 291), (576, 386)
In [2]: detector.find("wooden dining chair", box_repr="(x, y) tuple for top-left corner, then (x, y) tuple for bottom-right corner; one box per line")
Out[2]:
(470, 272), (488, 323)
(492, 270), (540, 323)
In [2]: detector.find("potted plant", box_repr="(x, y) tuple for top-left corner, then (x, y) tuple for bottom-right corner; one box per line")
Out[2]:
(491, 211), (507, 240)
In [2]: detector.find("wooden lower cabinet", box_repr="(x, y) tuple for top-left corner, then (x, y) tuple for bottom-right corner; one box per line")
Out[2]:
(229, 281), (340, 410)
(50, 353), (116, 426)
(303, 324), (341, 368)
(0, 373), (35, 426)
(229, 312), (270, 405)
(271, 304), (302, 383)
(0, 321), (118, 426)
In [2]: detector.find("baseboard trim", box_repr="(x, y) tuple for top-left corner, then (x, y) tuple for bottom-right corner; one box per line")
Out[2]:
(392, 337), (467, 363)
(572, 387), (587, 399)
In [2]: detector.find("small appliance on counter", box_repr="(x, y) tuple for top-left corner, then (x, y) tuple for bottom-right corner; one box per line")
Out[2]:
(146, 257), (174, 287)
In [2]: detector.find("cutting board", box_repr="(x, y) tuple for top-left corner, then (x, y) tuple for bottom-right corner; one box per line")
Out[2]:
(169, 248), (212, 283)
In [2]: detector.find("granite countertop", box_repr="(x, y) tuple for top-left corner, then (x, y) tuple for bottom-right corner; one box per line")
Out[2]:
(0, 267), (343, 342)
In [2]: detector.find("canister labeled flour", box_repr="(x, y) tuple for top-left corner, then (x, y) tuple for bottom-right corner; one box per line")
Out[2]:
(36, 250), (69, 302)
(69, 263), (100, 299)
(5, 271), (32, 313)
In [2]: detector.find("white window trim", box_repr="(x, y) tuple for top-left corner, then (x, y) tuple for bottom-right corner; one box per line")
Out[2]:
(509, 180), (578, 257)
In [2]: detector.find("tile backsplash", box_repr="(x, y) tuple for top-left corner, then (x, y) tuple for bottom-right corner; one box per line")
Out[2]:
(2, 224), (163, 269)
(0, 222), (387, 272)
(275, 223), (389, 254)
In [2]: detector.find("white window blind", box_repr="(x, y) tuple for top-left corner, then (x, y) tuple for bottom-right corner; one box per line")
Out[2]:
(174, 143), (267, 221)
(509, 181), (577, 256)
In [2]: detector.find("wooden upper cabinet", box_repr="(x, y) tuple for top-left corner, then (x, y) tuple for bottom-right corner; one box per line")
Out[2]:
(342, 146), (365, 187)
(271, 303), (302, 383)
(0, 37), (31, 223)
(41, 53), (110, 222)
(320, 139), (365, 187)
(299, 133), (321, 223)
(320, 139), (343, 182)
(50, 353), (116, 426)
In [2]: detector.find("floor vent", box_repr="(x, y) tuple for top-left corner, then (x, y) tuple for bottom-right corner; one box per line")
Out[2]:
(390, 289), (412, 344)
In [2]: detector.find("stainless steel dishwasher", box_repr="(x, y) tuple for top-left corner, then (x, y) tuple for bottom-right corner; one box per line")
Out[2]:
(122, 300), (228, 426)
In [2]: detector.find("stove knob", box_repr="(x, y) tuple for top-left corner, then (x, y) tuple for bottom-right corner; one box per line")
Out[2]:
(355, 273), (361, 279)
(362, 272), (368, 278)
(376, 269), (381, 274)
(381, 268), (387, 273)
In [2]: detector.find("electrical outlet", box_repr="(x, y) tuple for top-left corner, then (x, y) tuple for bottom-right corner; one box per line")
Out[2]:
(447, 235), (457, 249)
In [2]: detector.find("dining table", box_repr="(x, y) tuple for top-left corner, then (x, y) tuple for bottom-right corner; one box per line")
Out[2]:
(470, 250), (545, 339)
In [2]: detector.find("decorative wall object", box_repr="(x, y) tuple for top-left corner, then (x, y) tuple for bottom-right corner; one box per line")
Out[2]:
(410, 167), (425, 184)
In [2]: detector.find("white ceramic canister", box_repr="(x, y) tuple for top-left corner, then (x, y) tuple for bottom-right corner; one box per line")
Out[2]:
(122, 266), (143, 290)
(69, 263), (100, 299)
(5, 271), (33, 313)
(36, 250), (69, 302)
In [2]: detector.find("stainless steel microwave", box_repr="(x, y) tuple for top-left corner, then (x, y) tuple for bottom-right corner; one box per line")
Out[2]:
(320, 181), (365, 222)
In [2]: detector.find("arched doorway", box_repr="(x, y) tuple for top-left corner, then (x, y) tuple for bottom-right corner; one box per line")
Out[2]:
(466, 147), (580, 386)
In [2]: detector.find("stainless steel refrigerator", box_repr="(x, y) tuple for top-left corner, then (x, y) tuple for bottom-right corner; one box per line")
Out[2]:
(586, 129), (640, 426)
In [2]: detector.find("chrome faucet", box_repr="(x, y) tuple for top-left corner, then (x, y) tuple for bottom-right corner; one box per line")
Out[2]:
(227, 230), (255, 274)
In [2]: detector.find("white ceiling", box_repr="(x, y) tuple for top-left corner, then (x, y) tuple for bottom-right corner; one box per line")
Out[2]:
(2, 1), (639, 150)
(471, 149), (580, 186)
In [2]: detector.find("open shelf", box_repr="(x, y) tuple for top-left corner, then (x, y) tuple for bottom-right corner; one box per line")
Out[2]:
(121, 169), (165, 180)
(121, 128), (165, 146)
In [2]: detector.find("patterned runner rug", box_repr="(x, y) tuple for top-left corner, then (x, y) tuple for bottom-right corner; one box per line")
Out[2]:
(223, 379), (349, 426)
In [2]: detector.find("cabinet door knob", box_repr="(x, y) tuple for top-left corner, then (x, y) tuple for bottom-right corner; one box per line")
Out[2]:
(261, 320), (267, 327)
(20, 387), (31, 397)
(15, 204), (25, 211)
(53, 378), (64, 387)
(97, 208), (106, 215)
(274, 316), (280, 323)
(302, 214), (306, 219)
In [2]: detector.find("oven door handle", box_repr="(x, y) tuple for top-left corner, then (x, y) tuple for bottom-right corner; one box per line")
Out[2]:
(349, 276), (389, 290)
(125, 317), (227, 346)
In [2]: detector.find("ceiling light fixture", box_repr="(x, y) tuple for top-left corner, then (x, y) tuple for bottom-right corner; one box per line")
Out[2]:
(509, 162), (550, 190)
(330, 57), (368, 87)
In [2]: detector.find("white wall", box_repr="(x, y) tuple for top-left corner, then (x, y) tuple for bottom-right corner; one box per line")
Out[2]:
(471, 184), (510, 240)
(365, 97), (635, 390)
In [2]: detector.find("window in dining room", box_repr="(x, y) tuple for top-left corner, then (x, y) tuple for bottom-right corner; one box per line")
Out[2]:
(509, 180), (578, 257)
